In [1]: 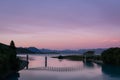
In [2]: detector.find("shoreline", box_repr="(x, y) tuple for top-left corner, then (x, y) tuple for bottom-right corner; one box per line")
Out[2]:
(0, 59), (28, 80)
(52, 55), (104, 64)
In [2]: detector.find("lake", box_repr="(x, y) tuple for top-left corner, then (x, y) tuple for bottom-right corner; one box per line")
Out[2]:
(13, 54), (120, 80)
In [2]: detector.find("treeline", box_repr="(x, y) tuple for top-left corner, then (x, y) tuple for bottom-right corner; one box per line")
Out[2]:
(101, 47), (120, 65)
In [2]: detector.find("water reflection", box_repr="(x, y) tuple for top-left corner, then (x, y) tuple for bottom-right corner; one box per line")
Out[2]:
(18, 55), (120, 80)
(58, 59), (63, 62)
(6, 73), (19, 80)
(0, 66), (19, 80)
(83, 61), (95, 68)
(102, 64), (120, 78)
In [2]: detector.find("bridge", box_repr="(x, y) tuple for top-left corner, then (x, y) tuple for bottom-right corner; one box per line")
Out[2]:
(23, 55), (85, 72)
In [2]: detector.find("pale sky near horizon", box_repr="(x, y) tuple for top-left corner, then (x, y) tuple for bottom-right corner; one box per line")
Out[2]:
(0, 0), (120, 50)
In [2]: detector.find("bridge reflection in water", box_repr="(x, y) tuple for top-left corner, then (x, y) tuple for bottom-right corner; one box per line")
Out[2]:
(25, 55), (84, 72)
(25, 66), (84, 72)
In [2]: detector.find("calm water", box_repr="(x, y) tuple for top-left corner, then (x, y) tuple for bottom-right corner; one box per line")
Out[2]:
(14, 54), (120, 80)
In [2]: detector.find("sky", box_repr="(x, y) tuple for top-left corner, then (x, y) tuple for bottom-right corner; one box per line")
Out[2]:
(0, 0), (120, 50)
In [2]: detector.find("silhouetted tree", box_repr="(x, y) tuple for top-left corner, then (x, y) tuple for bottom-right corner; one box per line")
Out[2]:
(9, 40), (19, 70)
(83, 51), (95, 60)
(101, 47), (120, 65)
(10, 40), (16, 49)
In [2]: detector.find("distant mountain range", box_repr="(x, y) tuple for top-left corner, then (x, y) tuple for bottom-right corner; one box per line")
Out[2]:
(16, 47), (35, 54)
(16, 47), (107, 55)
(78, 48), (107, 54)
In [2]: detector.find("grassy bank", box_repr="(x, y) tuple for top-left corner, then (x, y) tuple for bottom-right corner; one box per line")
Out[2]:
(52, 55), (102, 63)
(52, 55), (83, 61)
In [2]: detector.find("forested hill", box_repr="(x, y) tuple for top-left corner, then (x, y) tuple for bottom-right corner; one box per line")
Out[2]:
(0, 42), (19, 79)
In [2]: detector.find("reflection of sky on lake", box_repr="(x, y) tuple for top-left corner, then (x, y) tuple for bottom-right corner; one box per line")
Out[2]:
(28, 55), (84, 68)
(17, 55), (119, 80)
(16, 55), (120, 80)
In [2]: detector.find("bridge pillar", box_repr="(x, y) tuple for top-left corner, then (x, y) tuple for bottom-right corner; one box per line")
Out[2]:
(45, 56), (47, 67)
(26, 54), (29, 69)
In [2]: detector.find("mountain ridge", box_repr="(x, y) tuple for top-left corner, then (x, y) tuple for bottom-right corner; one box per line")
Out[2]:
(17, 46), (107, 54)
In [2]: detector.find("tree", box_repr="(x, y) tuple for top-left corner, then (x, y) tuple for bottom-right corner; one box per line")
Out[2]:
(10, 40), (16, 49)
(101, 47), (120, 65)
(84, 51), (95, 56)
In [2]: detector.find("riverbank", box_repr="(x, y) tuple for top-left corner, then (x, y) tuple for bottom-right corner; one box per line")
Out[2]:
(52, 55), (104, 65)
(0, 59), (28, 80)
(19, 59), (29, 70)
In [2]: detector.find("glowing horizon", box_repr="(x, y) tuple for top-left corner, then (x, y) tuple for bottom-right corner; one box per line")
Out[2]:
(0, 0), (120, 50)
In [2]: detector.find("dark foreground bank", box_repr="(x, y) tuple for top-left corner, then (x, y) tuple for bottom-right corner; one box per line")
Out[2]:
(0, 41), (28, 80)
